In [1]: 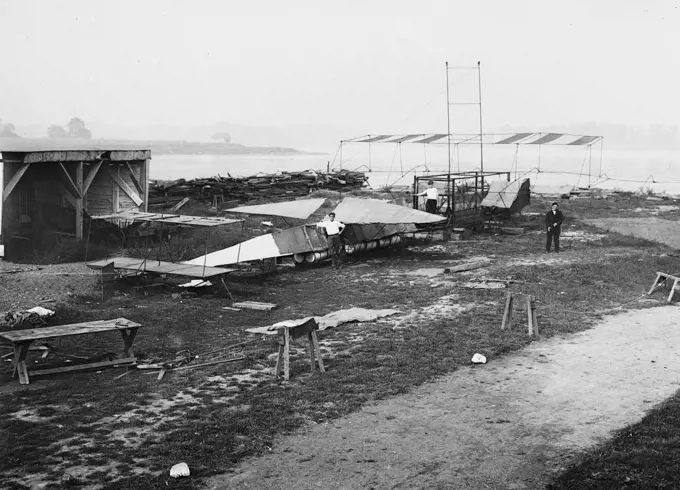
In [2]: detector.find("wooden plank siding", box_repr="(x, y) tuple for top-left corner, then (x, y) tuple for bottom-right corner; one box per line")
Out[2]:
(84, 161), (145, 215)
(85, 163), (115, 216)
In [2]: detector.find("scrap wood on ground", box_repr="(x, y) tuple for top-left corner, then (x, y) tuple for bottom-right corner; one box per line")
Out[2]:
(148, 170), (368, 210)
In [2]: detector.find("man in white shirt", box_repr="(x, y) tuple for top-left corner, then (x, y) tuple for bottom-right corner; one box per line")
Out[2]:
(318, 212), (346, 269)
(419, 180), (439, 214)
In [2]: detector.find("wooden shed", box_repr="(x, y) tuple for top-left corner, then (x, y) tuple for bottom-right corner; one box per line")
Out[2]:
(1, 147), (151, 261)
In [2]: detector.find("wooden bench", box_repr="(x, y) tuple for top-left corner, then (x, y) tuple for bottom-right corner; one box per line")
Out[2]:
(0, 318), (141, 385)
(648, 272), (680, 303)
(274, 318), (325, 380)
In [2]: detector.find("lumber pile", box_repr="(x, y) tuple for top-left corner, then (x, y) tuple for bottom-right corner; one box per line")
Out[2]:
(148, 170), (368, 211)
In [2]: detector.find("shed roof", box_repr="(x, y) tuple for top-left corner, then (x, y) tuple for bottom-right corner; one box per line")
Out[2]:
(0, 140), (150, 163)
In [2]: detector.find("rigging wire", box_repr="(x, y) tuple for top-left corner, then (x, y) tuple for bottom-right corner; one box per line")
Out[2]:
(384, 144), (400, 189)
(575, 146), (590, 188)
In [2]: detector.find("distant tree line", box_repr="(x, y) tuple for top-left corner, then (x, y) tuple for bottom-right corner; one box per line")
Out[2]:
(48, 117), (92, 140)
(0, 118), (19, 137)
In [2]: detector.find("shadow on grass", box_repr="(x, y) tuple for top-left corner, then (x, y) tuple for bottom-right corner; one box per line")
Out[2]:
(547, 393), (680, 489)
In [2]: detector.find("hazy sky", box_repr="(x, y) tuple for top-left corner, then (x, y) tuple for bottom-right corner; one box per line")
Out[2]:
(1, 0), (678, 135)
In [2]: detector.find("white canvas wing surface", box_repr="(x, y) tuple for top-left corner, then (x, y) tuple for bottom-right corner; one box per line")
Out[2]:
(226, 198), (326, 220)
(332, 197), (446, 225)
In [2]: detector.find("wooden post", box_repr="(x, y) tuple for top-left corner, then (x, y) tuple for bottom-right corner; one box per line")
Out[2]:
(283, 327), (290, 380)
(307, 332), (316, 372)
(532, 301), (539, 337)
(669, 278), (679, 303)
(527, 295), (538, 336)
(275, 332), (285, 379)
(648, 272), (663, 295)
(112, 164), (119, 212)
(141, 159), (150, 212)
(75, 162), (84, 240)
(501, 292), (513, 330)
(311, 330), (325, 372)
(527, 296), (534, 336)
(13, 342), (32, 385)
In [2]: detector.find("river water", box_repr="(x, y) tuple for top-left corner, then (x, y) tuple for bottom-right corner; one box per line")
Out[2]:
(150, 146), (680, 195)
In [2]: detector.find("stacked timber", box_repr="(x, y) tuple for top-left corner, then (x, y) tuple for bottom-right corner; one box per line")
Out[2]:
(148, 170), (367, 211)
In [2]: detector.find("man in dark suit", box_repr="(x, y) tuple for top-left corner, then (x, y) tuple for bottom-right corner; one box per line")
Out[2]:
(545, 202), (564, 253)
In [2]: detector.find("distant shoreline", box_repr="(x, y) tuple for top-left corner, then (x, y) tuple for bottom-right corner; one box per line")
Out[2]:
(141, 140), (319, 156)
(0, 137), (322, 156)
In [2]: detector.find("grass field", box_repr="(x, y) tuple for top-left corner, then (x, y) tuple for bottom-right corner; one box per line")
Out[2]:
(1, 192), (679, 489)
(548, 391), (680, 489)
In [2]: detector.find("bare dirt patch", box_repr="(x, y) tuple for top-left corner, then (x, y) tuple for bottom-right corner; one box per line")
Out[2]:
(207, 306), (680, 490)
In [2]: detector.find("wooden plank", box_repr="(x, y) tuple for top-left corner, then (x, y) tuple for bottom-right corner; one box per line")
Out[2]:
(0, 318), (141, 343)
(125, 162), (144, 196)
(527, 296), (535, 336)
(446, 260), (491, 273)
(500, 227), (524, 235)
(311, 330), (325, 372)
(101, 261), (116, 302)
(669, 278), (679, 303)
(113, 166), (119, 212)
(105, 165), (143, 206)
(83, 160), (103, 195)
(75, 162), (84, 239)
(56, 183), (77, 208)
(307, 332), (316, 372)
(288, 319), (319, 340)
(109, 150), (151, 161)
(24, 151), (101, 164)
(233, 301), (278, 311)
(15, 343), (31, 384)
(283, 327), (290, 380)
(170, 197), (190, 212)
(29, 357), (137, 377)
(647, 272), (663, 295)
(58, 162), (82, 198)
(3, 163), (31, 202)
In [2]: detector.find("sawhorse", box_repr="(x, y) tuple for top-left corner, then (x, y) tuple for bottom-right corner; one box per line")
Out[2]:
(648, 272), (680, 303)
(501, 292), (539, 337)
(275, 318), (325, 380)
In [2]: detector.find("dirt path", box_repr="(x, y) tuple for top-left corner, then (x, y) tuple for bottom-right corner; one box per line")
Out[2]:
(206, 305), (680, 489)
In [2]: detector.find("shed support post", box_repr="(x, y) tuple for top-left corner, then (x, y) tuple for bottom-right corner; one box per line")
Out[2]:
(75, 162), (84, 240)
(141, 159), (150, 212)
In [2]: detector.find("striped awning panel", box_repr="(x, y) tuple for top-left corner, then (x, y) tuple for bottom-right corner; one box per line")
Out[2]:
(413, 134), (448, 144)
